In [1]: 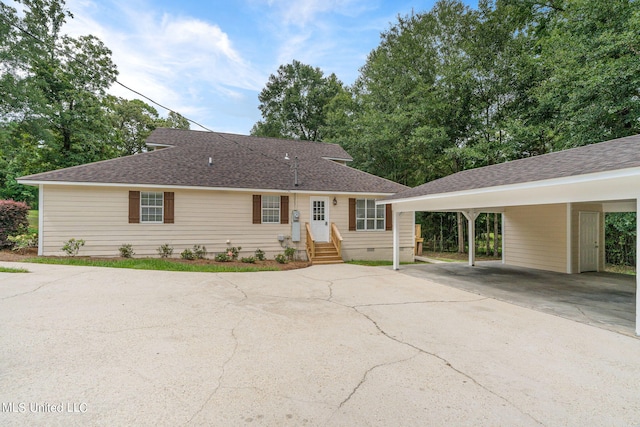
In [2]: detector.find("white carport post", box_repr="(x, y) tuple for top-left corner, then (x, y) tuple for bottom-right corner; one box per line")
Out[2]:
(636, 198), (640, 336)
(393, 208), (400, 270)
(461, 210), (479, 266)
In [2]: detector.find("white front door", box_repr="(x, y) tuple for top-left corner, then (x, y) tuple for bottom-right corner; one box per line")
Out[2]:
(579, 212), (599, 272)
(310, 197), (330, 242)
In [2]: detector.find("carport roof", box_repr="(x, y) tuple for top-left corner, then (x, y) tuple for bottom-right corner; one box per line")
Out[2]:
(385, 134), (640, 202)
(383, 134), (640, 212)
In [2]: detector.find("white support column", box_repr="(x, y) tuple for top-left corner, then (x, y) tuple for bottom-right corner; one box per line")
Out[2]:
(461, 210), (479, 267)
(636, 198), (640, 336)
(393, 209), (400, 270)
(501, 212), (505, 264)
(38, 184), (44, 256)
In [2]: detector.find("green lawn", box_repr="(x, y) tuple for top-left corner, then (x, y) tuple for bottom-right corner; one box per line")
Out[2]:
(24, 257), (279, 273)
(346, 260), (418, 266)
(0, 266), (29, 273)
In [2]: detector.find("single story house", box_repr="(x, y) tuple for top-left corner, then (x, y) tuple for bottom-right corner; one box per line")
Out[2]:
(380, 133), (640, 334)
(17, 128), (415, 264)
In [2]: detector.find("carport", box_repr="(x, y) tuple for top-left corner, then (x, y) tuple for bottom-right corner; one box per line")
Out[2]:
(381, 134), (640, 335)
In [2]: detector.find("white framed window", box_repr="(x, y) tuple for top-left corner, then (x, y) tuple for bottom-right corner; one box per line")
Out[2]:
(262, 195), (280, 223)
(356, 199), (385, 231)
(141, 192), (163, 223)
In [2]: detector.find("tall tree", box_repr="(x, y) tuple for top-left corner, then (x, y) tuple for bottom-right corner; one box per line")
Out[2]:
(252, 60), (345, 141)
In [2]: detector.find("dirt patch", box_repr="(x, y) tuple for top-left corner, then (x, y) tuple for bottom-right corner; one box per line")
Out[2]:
(0, 249), (310, 271)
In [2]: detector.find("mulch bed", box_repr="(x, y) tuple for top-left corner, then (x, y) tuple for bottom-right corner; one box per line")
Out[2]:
(0, 248), (310, 271)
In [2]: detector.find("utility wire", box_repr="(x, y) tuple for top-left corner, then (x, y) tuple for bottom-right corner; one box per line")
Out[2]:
(0, 8), (297, 168)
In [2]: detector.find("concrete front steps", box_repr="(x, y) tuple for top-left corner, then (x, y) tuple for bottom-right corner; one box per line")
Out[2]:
(310, 242), (344, 265)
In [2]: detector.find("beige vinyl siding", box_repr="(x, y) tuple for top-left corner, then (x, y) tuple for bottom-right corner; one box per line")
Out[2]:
(42, 186), (414, 261)
(503, 204), (568, 273)
(316, 195), (414, 262)
(570, 203), (605, 273)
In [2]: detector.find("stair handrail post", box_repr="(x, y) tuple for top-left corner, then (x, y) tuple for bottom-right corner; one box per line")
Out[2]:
(330, 223), (343, 259)
(305, 222), (315, 261)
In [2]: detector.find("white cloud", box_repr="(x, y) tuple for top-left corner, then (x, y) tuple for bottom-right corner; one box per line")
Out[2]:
(62, 0), (266, 128)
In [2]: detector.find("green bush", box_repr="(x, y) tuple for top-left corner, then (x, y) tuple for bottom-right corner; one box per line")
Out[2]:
(181, 248), (195, 260)
(284, 246), (296, 261)
(254, 248), (265, 261)
(62, 238), (85, 256)
(274, 253), (288, 264)
(0, 200), (30, 248)
(216, 246), (241, 262)
(240, 256), (256, 264)
(192, 245), (207, 259)
(7, 232), (37, 253)
(119, 244), (135, 258)
(157, 244), (174, 258)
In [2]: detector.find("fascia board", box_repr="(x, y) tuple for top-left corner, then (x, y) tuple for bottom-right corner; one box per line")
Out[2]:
(17, 179), (396, 197)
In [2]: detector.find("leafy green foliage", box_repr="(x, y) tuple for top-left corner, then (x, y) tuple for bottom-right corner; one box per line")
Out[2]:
(605, 213), (636, 267)
(0, 266), (29, 273)
(118, 244), (135, 258)
(0, 200), (30, 247)
(157, 244), (174, 258)
(274, 253), (288, 264)
(215, 246), (241, 262)
(252, 60), (346, 141)
(284, 247), (296, 261)
(61, 238), (85, 256)
(240, 256), (256, 264)
(254, 248), (266, 261)
(7, 232), (38, 253)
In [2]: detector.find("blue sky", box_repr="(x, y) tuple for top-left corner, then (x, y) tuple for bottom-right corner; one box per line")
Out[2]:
(51, 0), (478, 134)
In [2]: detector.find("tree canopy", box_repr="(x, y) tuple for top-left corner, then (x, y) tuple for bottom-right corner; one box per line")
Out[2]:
(0, 0), (189, 206)
(251, 60), (345, 141)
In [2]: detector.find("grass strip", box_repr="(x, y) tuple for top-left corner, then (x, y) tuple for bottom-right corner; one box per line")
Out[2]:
(0, 266), (29, 273)
(346, 260), (417, 266)
(24, 257), (279, 273)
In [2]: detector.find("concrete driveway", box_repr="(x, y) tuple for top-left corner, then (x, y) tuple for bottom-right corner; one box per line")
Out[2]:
(1, 262), (639, 426)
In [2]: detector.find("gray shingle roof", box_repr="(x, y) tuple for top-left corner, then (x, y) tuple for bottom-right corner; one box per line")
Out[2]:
(19, 128), (408, 194)
(387, 134), (640, 201)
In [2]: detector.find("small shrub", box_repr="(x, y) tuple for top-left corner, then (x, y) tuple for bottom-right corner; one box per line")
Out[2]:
(62, 238), (85, 257)
(215, 252), (229, 262)
(7, 232), (37, 253)
(192, 245), (207, 259)
(254, 248), (265, 261)
(0, 200), (29, 248)
(216, 246), (241, 262)
(181, 248), (195, 260)
(157, 244), (174, 258)
(284, 246), (296, 261)
(119, 244), (135, 258)
(274, 253), (288, 264)
(240, 256), (256, 264)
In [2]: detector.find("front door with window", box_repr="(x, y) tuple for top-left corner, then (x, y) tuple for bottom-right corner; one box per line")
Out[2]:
(310, 197), (330, 242)
(579, 211), (600, 272)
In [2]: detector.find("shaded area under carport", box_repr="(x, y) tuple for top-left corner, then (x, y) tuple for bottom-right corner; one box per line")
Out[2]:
(398, 261), (636, 337)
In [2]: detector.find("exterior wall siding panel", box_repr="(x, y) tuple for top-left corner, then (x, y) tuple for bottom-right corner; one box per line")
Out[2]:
(503, 204), (568, 273)
(42, 186), (414, 261)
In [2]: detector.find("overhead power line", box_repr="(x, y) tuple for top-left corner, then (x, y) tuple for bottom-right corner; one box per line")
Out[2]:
(0, 8), (296, 168)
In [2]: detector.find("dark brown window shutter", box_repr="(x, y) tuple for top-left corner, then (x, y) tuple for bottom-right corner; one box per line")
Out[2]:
(253, 195), (261, 224)
(385, 204), (393, 231)
(280, 196), (289, 224)
(129, 191), (140, 223)
(348, 198), (356, 231)
(164, 192), (174, 224)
